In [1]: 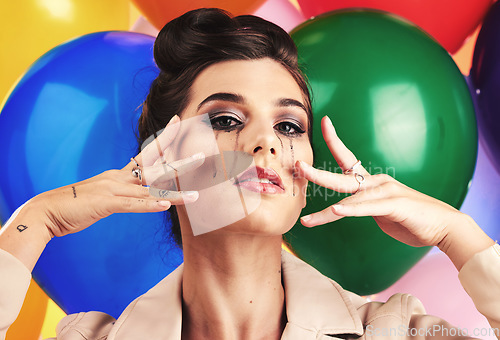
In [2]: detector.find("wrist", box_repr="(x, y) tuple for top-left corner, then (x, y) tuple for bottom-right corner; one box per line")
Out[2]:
(0, 199), (53, 271)
(20, 197), (55, 242)
(438, 212), (495, 271)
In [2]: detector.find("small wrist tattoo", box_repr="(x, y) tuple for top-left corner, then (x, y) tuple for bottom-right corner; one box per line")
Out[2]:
(72, 186), (77, 198)
(17, 225), (28, 232)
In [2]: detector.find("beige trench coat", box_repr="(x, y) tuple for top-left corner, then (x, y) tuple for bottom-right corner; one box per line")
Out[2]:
(1, 244), (500, 340)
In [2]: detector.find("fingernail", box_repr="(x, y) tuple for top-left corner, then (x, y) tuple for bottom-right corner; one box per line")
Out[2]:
(332, 204), (342, 211)
(168, 115), (180, 125)
(298, 160), (308, 168)
(184, 191), (199, 201)
(192, 152), (205, 160)
(158, 200), (170, 207)
(301, 215), (311, 222)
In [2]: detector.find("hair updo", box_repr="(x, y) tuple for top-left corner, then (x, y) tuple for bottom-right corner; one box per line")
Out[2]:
(137, 8), (313, 247)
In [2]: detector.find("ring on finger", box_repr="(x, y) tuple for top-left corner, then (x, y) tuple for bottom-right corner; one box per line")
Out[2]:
(130, 157), (143, 184)
(353, 173), (365, 194)
(343, 160), (361, 175)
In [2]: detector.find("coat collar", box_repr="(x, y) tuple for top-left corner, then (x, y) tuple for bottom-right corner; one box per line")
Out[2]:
(109, 250), (363, 340)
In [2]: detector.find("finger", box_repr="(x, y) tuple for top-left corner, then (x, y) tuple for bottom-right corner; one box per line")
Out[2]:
(105, 181), (153, 198)
(300, 197), (404, 228)
(90, 176), (198, 206)
(300, 205), (344, 227)
(143, 152), (205, 186)
(108, 197), (173, 214)
(132, 114), (181, 168)
(299, 179), (403, 227)
(148, 188), (199, 205)
(329, 198), (403, 220)
(321, 116), (369, 176)
(296, 160), (375, 193)
(337, 174), (440, 206)
(333, 179), (402, 204)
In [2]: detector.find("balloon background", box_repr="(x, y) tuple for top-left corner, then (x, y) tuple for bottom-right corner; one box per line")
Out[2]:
(295, 0), (494, 54)
(285, 9), (477, 295)
(0, 0), (130, 111)
(0, 1), (498, 339)
(470, 1), (500, 175)
(0, 30), (183, 325)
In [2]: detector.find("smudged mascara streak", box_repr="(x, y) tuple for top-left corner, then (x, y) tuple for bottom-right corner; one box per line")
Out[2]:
(289, 138), (295, 196)
(213, 132), (220, 178)
(230, 130), (241, 178)
(275, 133), (284, 169)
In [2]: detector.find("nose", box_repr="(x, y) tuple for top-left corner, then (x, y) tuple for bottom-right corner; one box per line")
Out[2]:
(245, 120), (281, 159)
(253, 145), (276, 155)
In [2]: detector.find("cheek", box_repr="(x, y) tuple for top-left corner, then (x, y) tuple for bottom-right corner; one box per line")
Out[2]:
(213, 131), (240, 152)
(293, 140), (313, 206)
(286, 138), (313, 171)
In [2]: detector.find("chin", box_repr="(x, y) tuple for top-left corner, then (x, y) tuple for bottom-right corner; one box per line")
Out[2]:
(219, 200), (302, 236)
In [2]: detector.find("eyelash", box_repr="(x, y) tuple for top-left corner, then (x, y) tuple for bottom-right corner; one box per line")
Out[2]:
(209, 114), (306, 137)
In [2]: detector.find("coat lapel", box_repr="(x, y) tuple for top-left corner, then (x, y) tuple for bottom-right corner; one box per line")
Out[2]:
(108, 264), (184, 340)
(280, 250), (363, 339)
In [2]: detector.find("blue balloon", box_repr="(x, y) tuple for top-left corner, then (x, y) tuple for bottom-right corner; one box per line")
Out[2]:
(0, 32), (183, 318)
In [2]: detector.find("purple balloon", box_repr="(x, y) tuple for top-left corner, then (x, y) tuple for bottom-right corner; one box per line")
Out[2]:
(460, 141), (500, 242)
(471, 1), (500, 175)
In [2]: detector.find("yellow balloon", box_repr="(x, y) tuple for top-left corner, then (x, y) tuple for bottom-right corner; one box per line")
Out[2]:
(40, 299), (67, 339)
(6, 280), (47, 340)
(0, 0), (130, 103)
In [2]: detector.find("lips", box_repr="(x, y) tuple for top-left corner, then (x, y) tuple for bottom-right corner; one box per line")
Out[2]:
(234, 166), (285, 194)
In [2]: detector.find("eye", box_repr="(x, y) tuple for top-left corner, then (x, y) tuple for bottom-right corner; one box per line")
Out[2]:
(210, 114), (242, 130)
(275, 121), (305, 136)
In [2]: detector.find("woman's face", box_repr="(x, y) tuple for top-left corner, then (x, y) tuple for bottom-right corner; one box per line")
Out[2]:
(173, 58), (313, 236)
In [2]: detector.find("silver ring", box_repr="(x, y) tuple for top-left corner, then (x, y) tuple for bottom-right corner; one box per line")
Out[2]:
(132, 168), (142, 182)
(131, 157), (140, 167)
(165, 162), (177, 172)
(131, 157), (142, 182)
(353, 173), (365, 194)
(343, 160), (361, 175)
(343, 160), (364, 193)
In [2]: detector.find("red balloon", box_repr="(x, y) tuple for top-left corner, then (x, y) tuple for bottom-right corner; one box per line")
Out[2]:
(132, 0), (266, 30)
(296, 0), (494, 53)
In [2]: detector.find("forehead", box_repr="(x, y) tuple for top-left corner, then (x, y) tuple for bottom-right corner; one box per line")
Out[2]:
(186, 58), (304, 112)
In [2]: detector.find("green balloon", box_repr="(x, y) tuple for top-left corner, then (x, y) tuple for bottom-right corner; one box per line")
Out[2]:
(285, 10), (477, 295)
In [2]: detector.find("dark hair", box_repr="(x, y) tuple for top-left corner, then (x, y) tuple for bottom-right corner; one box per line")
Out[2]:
(137, 8), (313, 247)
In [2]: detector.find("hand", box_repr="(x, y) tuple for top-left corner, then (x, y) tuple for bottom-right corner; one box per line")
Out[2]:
(31, 114), (204, 238)
(296, 116), (494, 269)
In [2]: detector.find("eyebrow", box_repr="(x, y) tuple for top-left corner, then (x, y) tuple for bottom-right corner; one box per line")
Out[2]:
(276, 98), (308, 114)
(197, 93), (245, 111)
(196, 92), (307, 114)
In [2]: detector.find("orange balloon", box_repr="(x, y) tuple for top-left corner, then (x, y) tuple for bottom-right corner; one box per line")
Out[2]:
(6, 280), (47, 340)
(452, 26), (481, 75)
(131, 0), (267, 29)
(0, 0), (129, 106)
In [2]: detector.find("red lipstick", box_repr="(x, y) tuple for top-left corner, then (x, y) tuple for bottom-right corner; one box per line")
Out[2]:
(234, 166), (285, 194)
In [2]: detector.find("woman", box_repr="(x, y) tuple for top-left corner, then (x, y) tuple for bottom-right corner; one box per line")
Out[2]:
(1, 8), (499, 340)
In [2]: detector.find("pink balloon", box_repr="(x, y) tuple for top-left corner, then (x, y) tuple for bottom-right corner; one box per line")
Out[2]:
(372, 252), (494, 338)
(253, 0), (306, 32)
(130, 16), (159, 37)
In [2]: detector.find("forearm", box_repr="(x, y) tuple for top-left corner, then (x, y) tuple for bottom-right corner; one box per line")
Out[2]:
(0, 199), (52, 272)
(438, 212), (496, 271)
